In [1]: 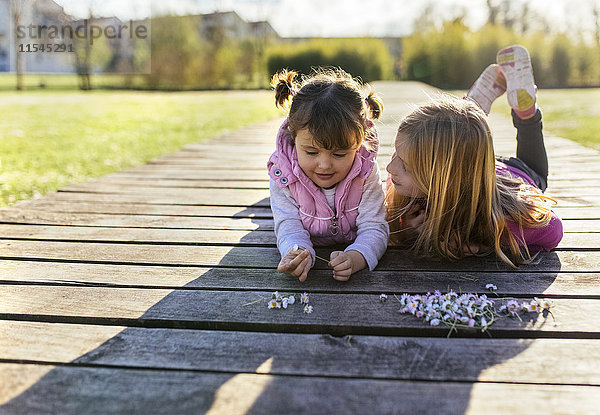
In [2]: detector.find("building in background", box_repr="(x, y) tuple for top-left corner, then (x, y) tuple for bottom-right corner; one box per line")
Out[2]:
(0, 4), (280, 74)
(0, 0), (74, 73)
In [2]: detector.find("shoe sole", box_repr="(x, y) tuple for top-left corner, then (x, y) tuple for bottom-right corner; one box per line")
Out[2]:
(497, 45), (536, 118)
(466, 64), (506, 115)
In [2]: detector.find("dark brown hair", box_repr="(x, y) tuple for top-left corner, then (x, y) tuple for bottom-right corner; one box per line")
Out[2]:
(270, 67), (383, 150)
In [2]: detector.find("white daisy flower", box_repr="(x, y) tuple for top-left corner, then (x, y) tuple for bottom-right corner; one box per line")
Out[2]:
(304, 305), (313, 314)
(268, 299), (279, 309)
(506, 300), (520, 315)
(526, 300), (539, 313)
(300, 292), (309, 304)
(399, 293), (410, 306)
(407, 300), (418, 315)
(282, 298), (289, 309)
(380, 293), (388, 302)
(485, 283), (497, 291)
(287, 295), (295, 305)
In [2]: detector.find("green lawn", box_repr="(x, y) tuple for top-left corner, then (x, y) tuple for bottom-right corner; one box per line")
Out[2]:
(0, 89), (281, 206)
(473, 87), (600, 151)
(534, 88), (600, 151)
(0, 73), (145, 91)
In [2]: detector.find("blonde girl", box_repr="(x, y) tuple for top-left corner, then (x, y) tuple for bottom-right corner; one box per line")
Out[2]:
(386, 45), (563, 267)
(268, 68), (389, 282)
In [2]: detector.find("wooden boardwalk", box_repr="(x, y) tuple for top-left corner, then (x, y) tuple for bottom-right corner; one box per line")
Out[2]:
(1, 81), (599, 414)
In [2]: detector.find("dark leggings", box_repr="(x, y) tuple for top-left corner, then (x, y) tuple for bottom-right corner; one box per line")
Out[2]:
(497, 108), (548, 192)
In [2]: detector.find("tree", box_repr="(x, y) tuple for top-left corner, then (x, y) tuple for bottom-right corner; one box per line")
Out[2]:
(10, 0), (33, 90)
(146, 15), (204, 89)
(551, 34), (571, 87)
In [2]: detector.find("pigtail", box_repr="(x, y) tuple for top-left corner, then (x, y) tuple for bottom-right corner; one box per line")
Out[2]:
(270, 69), (298, 109)
(364, 90), (383, 120)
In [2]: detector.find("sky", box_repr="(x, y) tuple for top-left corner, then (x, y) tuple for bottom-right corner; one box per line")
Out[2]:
(53, 0), (600, 38)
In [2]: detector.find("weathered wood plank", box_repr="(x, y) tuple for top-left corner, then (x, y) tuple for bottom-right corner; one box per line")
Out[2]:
(111, 158), (600, 180)
(111, 165), (600, 185)
(44, 189), (273, 207)
(0, 210), (273, 230)
(2, 260), (599, 296)
(65, 175), (600, 194)
(1, 240), (597, 272)
(8, 200), (274, 217)
(2, 321), (599, 385)
(0, 225), (275, 245)
(61, 179), (600, 200)
(0, 286), (598, 336)
(1, 210), (598, 234)
(1, 363), (597, 415)
(70, 178), (271, 189)
(0, 224), (596, 251)
(61, 184), (600, 207)
(115, 166), (272, 180)
(6, 199), (600, 220)
(40, 189), (600, 208)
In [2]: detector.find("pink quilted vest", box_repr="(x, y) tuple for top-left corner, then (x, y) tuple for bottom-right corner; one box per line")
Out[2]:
(267, 119), (378, 245)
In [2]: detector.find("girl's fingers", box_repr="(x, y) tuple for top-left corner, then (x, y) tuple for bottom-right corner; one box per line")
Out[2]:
(288, 249), (309, 268)
(298, 258), (311, 282)
(333, 268), (351, 281)
(462, 243), (480, 255)
(328, 251), (345, 268)
(277, 260), (291, 273)
(332, 257), (351, 271)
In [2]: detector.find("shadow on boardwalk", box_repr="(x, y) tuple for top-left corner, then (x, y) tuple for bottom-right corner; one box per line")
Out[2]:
(0, 199), (561, 414)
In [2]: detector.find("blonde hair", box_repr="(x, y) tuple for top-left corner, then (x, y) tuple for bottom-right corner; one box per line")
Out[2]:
(386, 95), (553, 267)
(270, 67), (382, 151)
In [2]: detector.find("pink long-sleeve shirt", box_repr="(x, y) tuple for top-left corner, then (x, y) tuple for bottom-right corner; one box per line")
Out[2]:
(496, 161), (563, 251)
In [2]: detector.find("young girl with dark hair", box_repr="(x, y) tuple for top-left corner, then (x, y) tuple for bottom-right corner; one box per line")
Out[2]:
(268, 68), (389, 282)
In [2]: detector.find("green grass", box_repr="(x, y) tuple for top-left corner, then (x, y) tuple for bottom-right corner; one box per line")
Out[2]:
(534, 88), (600, 151)
(0, 73), (146, 91)
(452, 87), (600, 151)
(0, 89), (281, 206)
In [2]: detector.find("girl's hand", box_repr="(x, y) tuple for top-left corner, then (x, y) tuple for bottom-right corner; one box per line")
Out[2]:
(396, 203), (427, 244)
(448, 238), (483, 257)
(277, 247), (312, 282)
(403, 203), (426, 230)
(329, 250), (366, 282)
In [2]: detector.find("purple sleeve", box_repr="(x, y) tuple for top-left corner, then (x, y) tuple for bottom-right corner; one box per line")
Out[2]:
(505, 212), (563, 251)
(496, 161), (563, 251)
